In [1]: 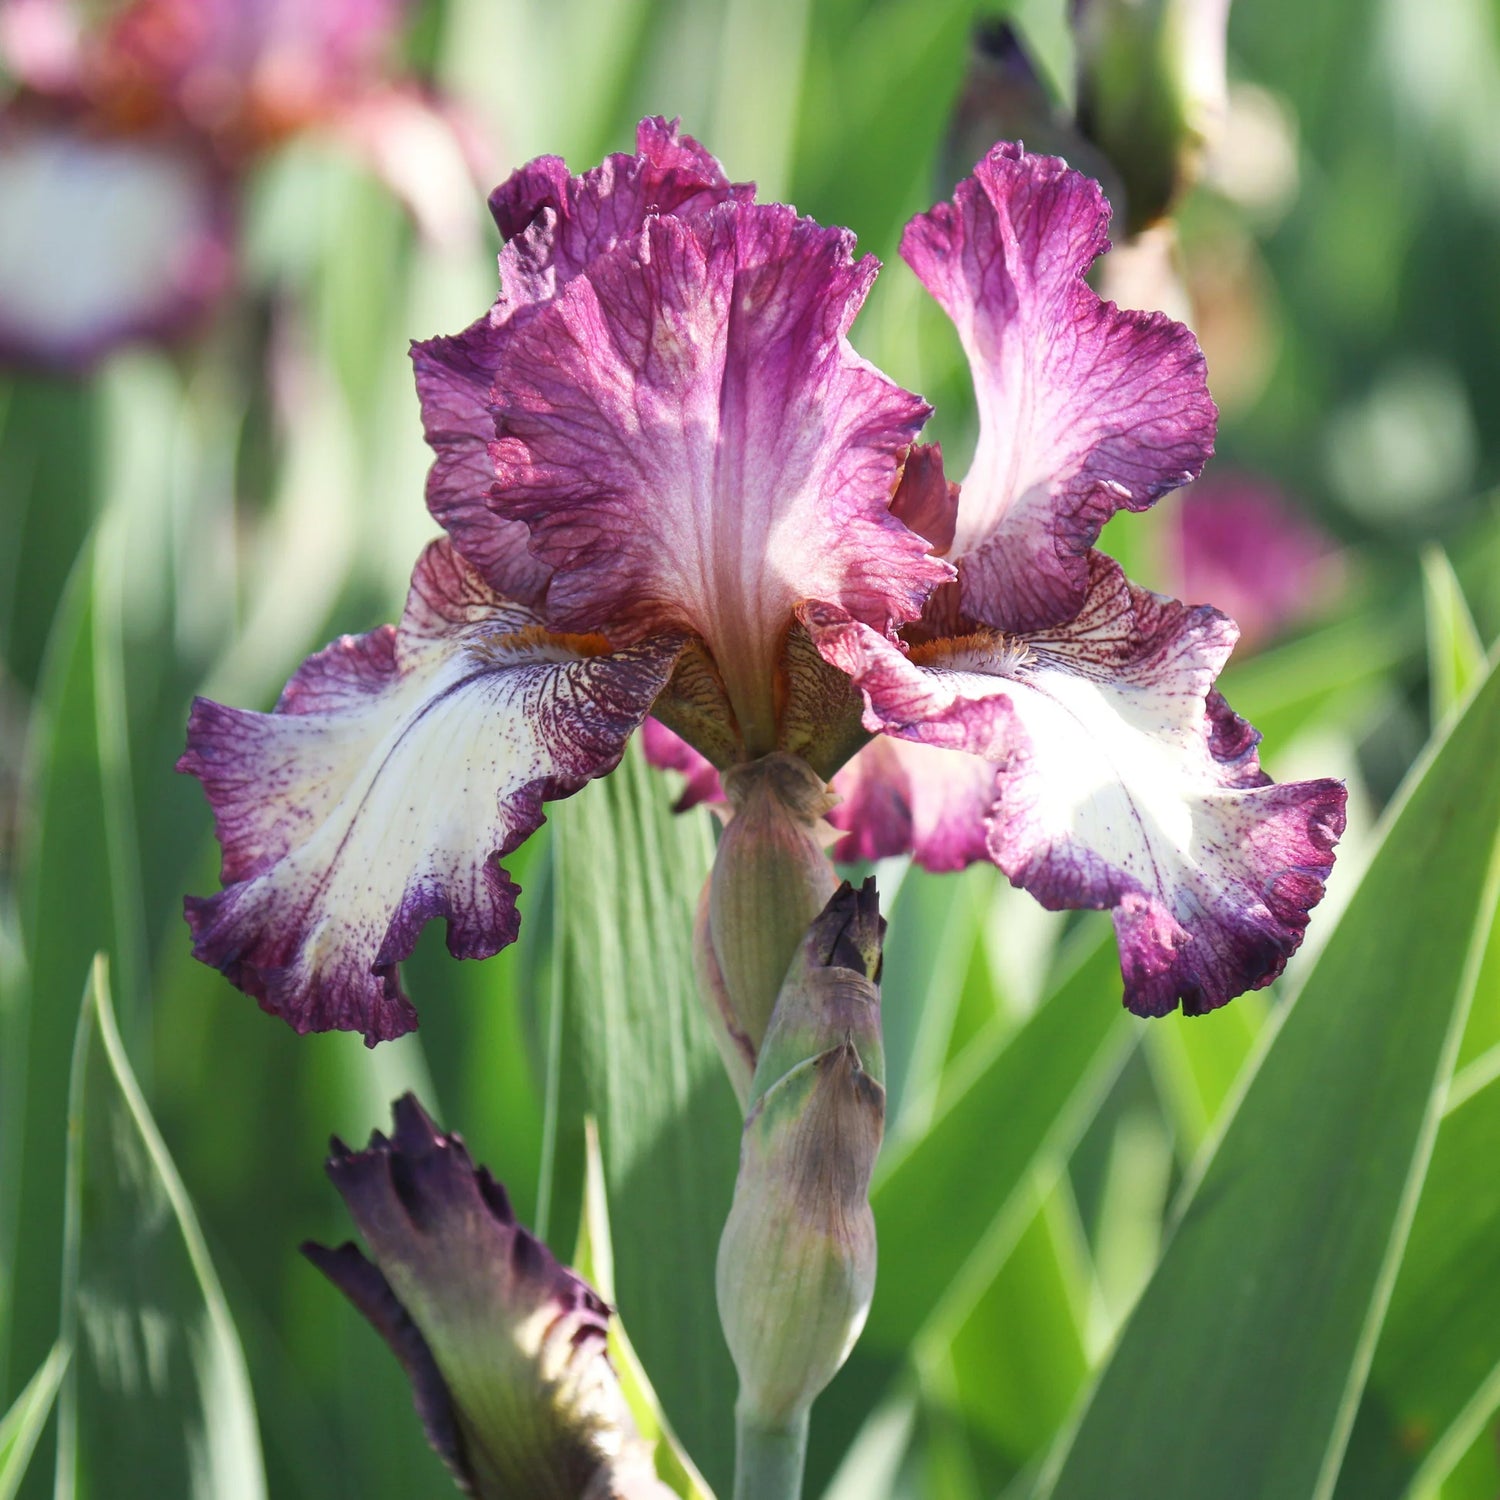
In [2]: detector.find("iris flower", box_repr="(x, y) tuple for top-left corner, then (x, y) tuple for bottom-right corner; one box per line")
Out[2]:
(181, 118), (1345, 1044)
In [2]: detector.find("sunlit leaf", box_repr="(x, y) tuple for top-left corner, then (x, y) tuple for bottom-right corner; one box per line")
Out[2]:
(1422, 546), (1486, 724)
(0, 1346), (68, 1500)
(575, 1120), (717, 1500)
(55, 956), (266, 1500)
(1045, 655), (1500, 1500)
(542, 742), (741, 1491)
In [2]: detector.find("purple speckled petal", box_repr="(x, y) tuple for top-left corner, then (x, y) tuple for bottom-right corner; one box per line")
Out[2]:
(802, 554), (1347, 1016)
(0, 112), (233, 370)
(641, 717), (724, 812)
(410, 117), (750, 599)
(903, 142), (1216, 632)
(491, 201), (952, 754)
(305, 1094), (672, 1499)
(180, 538), (681, 1044)
(829, 735), (995, 871)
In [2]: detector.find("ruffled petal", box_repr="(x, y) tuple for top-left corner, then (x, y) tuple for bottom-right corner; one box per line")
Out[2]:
(180, 538), (681, 1043)
(491, 201), (952, 753)
(802, 555), (1346, 1015)
(410, 116), (749, 599)
(0, 113), (231, 369)
(902, 143), (1216, 631)
(829, 735), (995, 871)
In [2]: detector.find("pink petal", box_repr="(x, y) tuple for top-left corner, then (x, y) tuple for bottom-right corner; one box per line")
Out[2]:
(180, 538), (681, 1043)
(829, 735), (995, 870)
(802, 554), (1346, 1016)
(902, 142), (1216, 631)
(410, 117), (749, 600)
(640, 717), (724, 812)
(0, 114), (232, 370)
(491, 201), (952, 754)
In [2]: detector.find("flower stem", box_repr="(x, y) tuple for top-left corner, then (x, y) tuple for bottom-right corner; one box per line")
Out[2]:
(733, 1405), (810, 1500)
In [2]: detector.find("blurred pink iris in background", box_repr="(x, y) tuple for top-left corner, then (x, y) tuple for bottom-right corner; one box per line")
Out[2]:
(0, 0), (480, 368)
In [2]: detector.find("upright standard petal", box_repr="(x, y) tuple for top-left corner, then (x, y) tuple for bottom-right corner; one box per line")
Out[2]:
(180, 539), (681, 1043)
(803, 554), (1346, 1016)
(410, 118), (750, 599)
(491, 201), (951, 754)
(902, 143), (1216, 631)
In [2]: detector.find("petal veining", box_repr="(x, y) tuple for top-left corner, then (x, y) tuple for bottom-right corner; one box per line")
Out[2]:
(902, 142), (1216, 631)
(180, 538), (681, 1043)
(803, 555), (1346, 1015)
(491, 201), (951, 754)
(410, 117), (749, 600)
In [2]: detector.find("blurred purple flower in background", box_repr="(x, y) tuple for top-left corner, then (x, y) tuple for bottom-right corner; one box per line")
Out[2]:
(1166, 471), (1346, 652)
(0, 0), (479, 368)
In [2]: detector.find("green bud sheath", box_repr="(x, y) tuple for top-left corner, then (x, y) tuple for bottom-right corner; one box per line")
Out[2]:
(702, 753), (841, 1098)
(717, 881), (887, 1429)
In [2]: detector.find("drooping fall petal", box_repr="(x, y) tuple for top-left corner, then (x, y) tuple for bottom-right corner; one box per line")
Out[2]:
(490, 201), (952, 753)
(180, 538), (681, 1043)
(902, 142), (1215, 631)
(803, 554), (1346, 1016)
(410, 117), (750, 600)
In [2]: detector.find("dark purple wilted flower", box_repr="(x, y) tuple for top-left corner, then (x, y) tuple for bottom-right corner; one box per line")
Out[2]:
(180, 118), (1345, 1043)
(304, 1094), (672, 1498)
(0, 0), (477, 368)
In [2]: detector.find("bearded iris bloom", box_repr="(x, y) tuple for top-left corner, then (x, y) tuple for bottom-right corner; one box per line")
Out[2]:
(180, 117), (1345, 1044)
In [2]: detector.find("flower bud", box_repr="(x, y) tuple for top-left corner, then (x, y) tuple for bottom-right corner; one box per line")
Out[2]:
(701, 752), (840, 1098)
(716, 881), (886, 1427)
(304, 1094), (673, 1500)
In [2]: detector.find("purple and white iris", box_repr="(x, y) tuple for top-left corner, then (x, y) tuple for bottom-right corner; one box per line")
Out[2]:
(181, 118), (1346, 1043)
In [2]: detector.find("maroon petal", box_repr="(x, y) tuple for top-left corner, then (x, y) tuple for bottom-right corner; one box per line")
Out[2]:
(410, 117), (751, 598)
(803, 554), (1346, 1016)
(490, 200), (951, 754)
(903, 142), (1216, 631)
(180, 539), (681, 1043)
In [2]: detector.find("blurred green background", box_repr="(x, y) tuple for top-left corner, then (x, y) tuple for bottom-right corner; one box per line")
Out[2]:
(3, 0), (1500, 1496)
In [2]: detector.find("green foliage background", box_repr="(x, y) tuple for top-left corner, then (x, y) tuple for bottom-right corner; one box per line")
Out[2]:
(3, 0), (1500, 1495)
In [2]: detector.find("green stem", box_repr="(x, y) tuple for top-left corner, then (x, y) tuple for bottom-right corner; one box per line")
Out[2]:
(734, 1405), (810, 1500)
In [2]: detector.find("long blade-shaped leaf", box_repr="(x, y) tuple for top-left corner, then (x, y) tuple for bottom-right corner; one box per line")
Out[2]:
(1332, 1067), (1500, 1499)
(56, 957), (265, 1500)
(0, 1346), (67, 1500)
(1045, 655), (1500, 1500)
(545, 742), (740, 1490)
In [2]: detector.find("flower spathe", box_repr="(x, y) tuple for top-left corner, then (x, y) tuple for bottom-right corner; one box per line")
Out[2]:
(182, 119), (1345, 1037)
